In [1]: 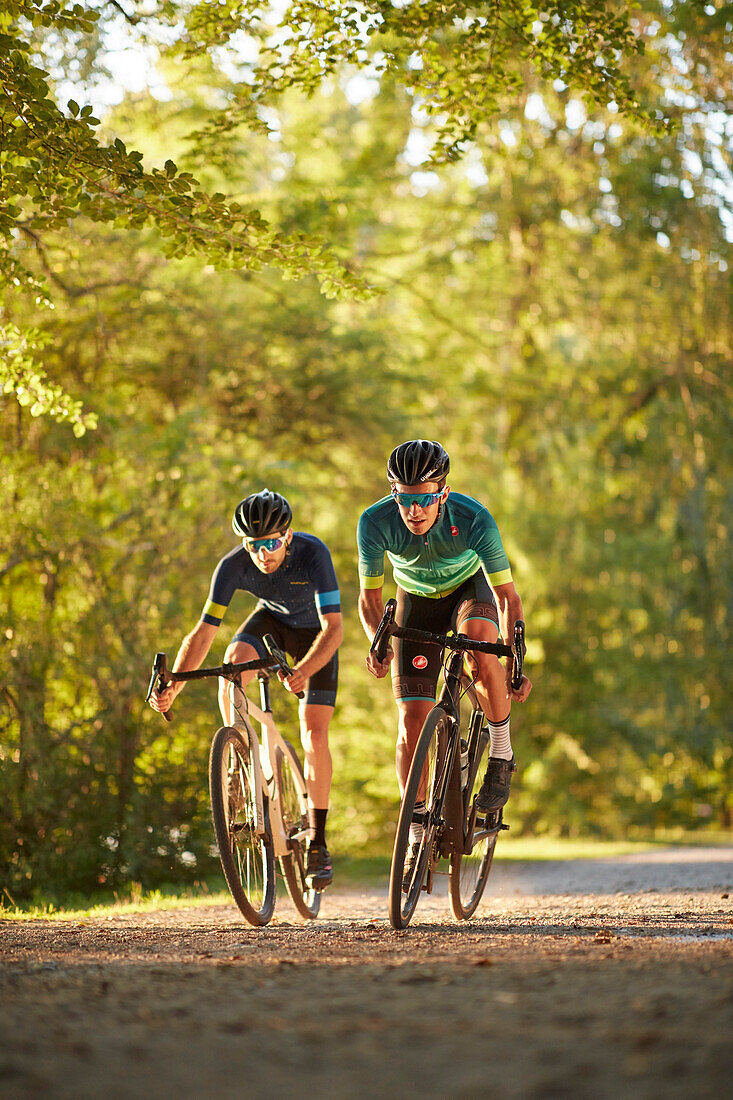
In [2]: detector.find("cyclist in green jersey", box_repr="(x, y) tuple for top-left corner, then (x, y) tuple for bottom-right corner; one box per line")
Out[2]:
(358, 441), (532, 867)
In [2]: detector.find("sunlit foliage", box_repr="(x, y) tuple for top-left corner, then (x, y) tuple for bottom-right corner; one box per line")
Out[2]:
(0, 2), (730, 899)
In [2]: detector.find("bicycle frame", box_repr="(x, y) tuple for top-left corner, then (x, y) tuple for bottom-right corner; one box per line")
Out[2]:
(224, 672), (307, 861)
(443, 656), (506, 857)
(371, 600), (522, 926)
(147, 648), (308, 863)
(402, 642), (508, 898)
(425, 650), (472, 870)
(371, 596), (522, 857)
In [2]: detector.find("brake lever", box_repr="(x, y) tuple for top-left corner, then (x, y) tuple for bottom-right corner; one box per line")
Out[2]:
(371, 597), (397, 663)
(511, 621), (525, 692)
(147, 652), (172, 722)
(262, 634), (305, 700)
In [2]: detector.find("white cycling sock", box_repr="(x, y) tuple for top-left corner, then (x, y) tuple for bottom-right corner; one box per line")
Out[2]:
(488, 715), (512, 760)
(409, 802), (425, 844)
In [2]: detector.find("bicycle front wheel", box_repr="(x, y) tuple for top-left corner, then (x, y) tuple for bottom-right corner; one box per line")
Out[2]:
(209, 726), (276, 927)
(449, 704), (498, 920)
(275, 745), (321, 920)
(389, 706), (452, 930)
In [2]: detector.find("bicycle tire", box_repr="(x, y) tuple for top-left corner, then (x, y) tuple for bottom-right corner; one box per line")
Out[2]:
(389, 706), (453, 930)
(275, 745), (321, 920)
(448, 699), (498, 920)
(209, 725), (276, 927)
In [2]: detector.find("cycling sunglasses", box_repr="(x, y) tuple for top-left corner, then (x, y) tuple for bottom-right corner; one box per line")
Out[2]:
(244, 535), (286, 552)
(391, 488), (444, 508)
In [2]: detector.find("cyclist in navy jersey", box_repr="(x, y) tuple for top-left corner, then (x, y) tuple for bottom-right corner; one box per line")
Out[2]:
(358, 441), (532, 885)
(150, 489), (342, 890)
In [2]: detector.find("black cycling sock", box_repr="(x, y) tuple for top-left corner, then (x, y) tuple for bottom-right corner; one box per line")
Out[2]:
(308, 808), (328, 848)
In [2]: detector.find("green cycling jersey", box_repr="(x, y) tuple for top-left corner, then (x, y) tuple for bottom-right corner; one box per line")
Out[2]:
(357, 491), (513, 598)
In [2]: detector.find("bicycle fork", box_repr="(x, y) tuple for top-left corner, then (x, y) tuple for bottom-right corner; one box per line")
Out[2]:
(227, 675), (271, 843)
(416, 714), (462, 892)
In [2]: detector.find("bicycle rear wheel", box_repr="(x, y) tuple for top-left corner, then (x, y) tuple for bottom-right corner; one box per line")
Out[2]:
(389, 706), (453, 930)
(275, 744), (321, 920)
(448, 702), (498, 920)
(209, 725), (276, 927)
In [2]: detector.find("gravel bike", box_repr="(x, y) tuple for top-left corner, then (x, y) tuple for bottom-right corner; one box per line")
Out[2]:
(371, 598), (525, 930)
(146, 636), (320, 926)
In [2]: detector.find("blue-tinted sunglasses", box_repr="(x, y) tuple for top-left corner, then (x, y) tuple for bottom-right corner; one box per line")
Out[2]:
(391, 488), (444, 508)
(244, 536), (286, 552)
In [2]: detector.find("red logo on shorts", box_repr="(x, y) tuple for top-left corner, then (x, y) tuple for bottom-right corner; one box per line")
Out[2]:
(451, 526), (459, 536)
(412, 655), (428, 669)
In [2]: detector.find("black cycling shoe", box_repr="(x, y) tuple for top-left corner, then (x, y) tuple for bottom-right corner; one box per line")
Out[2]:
(305, 844), (333, 891)
(401, 841), (422, 894)
(475, 756), (516, 813)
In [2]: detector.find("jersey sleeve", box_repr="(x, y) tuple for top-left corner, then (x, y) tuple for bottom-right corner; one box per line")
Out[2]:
(357, 509), (386, 589)
(470, 510), (513, 587)
(310, 541), (341, 616)
(201, 554), (238, 627)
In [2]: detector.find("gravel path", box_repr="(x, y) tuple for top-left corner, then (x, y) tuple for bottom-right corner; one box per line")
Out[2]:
(2, 847), (732, 1099)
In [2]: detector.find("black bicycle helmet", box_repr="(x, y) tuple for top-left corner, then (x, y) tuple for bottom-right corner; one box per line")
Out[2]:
(387, 440), (450, 485)
(232, 489), (292, 538)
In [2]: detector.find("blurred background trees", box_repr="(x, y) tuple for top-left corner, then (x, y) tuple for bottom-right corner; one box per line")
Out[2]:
(1, 2), (730, 899)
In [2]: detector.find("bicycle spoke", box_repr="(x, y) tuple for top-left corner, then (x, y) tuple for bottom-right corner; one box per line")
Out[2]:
(389, 706), (451, 929)
(449, 698), (499, 920)
(276, 746), (320, 920)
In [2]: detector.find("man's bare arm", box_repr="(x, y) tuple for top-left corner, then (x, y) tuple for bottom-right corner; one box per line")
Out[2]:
(359, 587), (393, 678)
(149, 620), (219, 713)
(283, 611), (343, 696)
(491, 581), (532, 702)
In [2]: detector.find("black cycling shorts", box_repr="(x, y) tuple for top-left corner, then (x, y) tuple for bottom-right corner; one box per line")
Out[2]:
(392, 571), (499, 703)
(232, 607), (338, 707)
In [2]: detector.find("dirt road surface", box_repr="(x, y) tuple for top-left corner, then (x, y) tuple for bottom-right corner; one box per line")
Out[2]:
(2, 847), (732, 1099)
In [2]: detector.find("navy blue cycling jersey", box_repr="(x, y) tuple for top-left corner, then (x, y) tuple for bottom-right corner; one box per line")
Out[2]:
(201, 532), (340, 630)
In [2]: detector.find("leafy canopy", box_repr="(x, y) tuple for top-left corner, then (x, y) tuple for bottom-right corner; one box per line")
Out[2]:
(1, 1), (656, 429)
(183, 1), (654, 160)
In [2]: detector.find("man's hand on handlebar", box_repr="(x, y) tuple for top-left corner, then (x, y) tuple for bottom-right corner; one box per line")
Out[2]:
(365, 644), (393, 679)
(278, 666), (307, 696)
(507, 666), (532, 703)
(365, 596), (396, 677)
(148, 680), (182, 714)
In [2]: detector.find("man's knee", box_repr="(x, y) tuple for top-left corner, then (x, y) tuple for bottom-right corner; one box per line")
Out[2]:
(300, 707), (333, 755)
(301, 726), (329, 753)
(225, 638), (259, 662)
(467, 650), (502, 681)
(397, 704), (431, 743)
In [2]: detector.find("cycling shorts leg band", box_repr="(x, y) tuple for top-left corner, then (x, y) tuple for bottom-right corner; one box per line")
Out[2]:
(456, 604), (499, 630)
(302, 688), (337, 707)
(230, 631), (268, 655)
